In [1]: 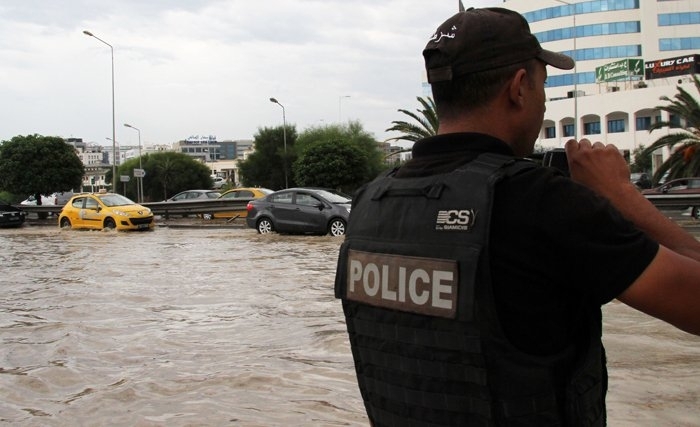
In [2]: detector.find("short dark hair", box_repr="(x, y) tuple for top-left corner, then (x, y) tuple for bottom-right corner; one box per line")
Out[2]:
(430, 59), (538, 121)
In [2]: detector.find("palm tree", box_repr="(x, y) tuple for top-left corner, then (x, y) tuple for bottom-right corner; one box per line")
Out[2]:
(641, 74), (700, 184)
(385, 96), (439, 144)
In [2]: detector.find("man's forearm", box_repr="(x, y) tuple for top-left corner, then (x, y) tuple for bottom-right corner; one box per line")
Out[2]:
(608, 183), (700, 261)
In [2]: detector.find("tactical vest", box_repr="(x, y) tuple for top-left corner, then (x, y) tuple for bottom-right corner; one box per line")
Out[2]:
(335, 153), (607, 426)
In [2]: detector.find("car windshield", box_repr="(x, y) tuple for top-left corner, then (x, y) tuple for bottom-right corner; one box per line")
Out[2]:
(315, 189), (351, 204)
(98, 194), (136, 207)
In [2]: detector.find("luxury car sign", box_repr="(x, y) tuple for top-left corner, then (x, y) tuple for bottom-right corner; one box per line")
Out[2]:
(645, 54), (700, 80)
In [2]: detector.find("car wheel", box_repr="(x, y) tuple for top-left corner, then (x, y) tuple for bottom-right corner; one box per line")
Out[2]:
(692, 206), (699, 219)
(202, 213), (214, 220)
(59, 217), (71, 228)
(328, 218), (346, 236)
(104, 218), (117, 230)
(257, 218), (274, 234)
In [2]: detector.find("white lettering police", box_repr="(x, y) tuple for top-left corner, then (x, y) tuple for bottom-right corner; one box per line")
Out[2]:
(345, 249), (459, 318)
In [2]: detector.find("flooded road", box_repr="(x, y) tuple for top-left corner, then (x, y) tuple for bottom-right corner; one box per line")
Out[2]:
(1, 224), (699, 426)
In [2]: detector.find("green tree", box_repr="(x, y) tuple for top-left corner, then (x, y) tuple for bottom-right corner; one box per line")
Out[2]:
(630, 144), (652, 174)
(641, 75), (700, 183)
(238, 125), (297, 189)
(293, 121), (383, 194)
(117, 152), (211, 201)
(0, 134), (84, 206)
(385, 96), (438, 144)
(294, 141), (367, 194)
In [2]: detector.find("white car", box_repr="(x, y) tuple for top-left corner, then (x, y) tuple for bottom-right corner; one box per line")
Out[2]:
(212, 176), (226, 189)
(21, 194), (56, 205)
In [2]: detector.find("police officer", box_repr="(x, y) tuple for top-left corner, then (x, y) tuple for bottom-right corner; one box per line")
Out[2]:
(335, 7), (700, 426)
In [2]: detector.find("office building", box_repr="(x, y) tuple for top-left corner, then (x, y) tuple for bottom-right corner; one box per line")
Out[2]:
(504, 0), (699, 168)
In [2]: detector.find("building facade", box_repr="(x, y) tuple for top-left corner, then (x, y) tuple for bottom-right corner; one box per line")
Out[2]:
(504, 0), (700, 168)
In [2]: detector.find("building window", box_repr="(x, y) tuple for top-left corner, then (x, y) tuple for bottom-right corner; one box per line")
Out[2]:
(534, 21), (640, 43)
(544, 127), (556, 139)
(563, 124), (575, 137)
(658, 12), (700, 26)
(659, 37), (700, 51)
(563, 45), (642, 62)
(545, 71), (597, 88)
(670, 114), (682, 128)
(584, 121), (601, 135)
(608, 119), (625, 133)
(523, 0), (640, 23)
(636, 117), (652, 131)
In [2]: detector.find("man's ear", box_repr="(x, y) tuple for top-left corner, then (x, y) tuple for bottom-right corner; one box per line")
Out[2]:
(507, 69), (528, 107)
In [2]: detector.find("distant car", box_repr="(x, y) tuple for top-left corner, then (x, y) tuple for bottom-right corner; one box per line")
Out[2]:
(0, 199), (26, 228)
(246, 187), (351, 236)
(211, 176), (226, 189)
(203, 187), (274, 220)
(21, 194), (56, 206)
(641, 177), (700, 196)
(642, 177), (700, 218)
(166, 190), (221, 202)
(58, 192), (154, 231)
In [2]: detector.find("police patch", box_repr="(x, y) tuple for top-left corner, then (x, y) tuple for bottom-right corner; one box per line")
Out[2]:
(435, 209), (477, 231)
(346, 249), (458, 319)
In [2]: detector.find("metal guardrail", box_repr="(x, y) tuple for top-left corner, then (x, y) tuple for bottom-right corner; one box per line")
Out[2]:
(641, 194), (700, 208)
(143, 199), (252, 219)
(13, 198), (253, 219)
(13, 194), (700, 219)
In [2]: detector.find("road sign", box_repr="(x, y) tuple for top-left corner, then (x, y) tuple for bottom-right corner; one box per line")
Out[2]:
(134, 168), (146, 178)
(120, 175), (130, 182)
(595, 59), (644, 83)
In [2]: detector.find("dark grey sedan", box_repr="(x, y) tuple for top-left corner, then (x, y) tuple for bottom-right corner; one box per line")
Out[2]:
(245, 188), (351, 236)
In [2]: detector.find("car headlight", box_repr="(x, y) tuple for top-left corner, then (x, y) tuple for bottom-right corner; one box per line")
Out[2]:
(112, 210), (130, 217)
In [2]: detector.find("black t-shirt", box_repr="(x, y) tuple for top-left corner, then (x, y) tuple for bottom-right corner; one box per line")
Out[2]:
(395, 133), (659, 355)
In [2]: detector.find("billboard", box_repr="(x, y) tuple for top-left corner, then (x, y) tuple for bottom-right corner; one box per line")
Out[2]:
(595, 59), (644, 83)
(645, 54), (700, 80)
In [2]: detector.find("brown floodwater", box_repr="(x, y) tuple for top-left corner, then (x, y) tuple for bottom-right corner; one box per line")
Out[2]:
(0, 224), (698, 426)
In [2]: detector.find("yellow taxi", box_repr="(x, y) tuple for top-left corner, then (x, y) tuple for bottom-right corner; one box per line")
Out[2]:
(203, 187), (273, 220)
(58, 192), (154, 231)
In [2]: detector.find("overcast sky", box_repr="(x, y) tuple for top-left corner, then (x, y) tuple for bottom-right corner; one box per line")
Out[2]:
(0, 0), (502, 148)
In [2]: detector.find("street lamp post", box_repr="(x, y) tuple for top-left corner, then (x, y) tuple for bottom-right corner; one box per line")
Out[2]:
(124, 123), (143, 203)
(269, 97), (288, 189)
(105, 137), (119, 190)
(554, 0), (578, 140)
(83, 30), (117, 191)
(338, 95), (351, 122)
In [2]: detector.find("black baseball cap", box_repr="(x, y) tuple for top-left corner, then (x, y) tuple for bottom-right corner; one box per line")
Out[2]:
(424, 7), (575, 83)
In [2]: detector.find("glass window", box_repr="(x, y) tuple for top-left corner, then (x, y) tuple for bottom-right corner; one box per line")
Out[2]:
(545, 71), (596, 88)
(563, 124), (575, 137)
(295, 193), (321, 207)
(561, 45), (641, 62)
(523, 0), (639, 23)
(270, 192), (293, 204)
(608, 119), (626, 133)
(670, 114), (682, 128)
(544, 127), (556, 139)
(534, 21), (639, 43)
(85, 198), (99, 210)
(584, 121), (601, 135)
(636, 117), (652, 131)
(660, 37), (700, 51)
(659, 12), (700, 26)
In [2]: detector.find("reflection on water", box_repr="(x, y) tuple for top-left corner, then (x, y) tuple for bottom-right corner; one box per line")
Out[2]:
(1, 226), (699, 426)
